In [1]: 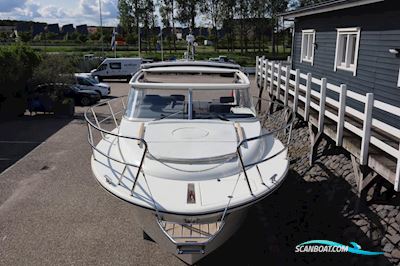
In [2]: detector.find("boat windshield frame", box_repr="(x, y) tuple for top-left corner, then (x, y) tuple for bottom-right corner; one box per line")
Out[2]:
(125, 63), (254, 121)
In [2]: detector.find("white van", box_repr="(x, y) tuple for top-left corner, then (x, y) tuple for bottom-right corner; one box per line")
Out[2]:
(75, 73), (111, 97)
(90, 58), (142, 81)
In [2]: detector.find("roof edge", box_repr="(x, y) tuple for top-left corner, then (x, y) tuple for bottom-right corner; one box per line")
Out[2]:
(280, 0), (384, 19)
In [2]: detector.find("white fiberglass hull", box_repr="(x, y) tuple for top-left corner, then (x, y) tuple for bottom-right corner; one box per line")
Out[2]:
(89, 119), (289, 264)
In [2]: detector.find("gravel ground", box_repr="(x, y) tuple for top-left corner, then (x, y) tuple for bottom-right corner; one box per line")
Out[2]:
(0, 79), (398, 266)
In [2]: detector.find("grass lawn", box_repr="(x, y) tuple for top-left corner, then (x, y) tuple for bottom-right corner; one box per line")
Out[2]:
(17, 43), (291, 66)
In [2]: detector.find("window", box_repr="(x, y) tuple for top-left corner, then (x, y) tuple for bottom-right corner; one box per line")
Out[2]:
(109, 62), (122, 69)
(124, 88), (255, 120)
(301, 29), (315, 65)
(77, 77), (92, 86)
(397, 67), (400, 87)
(97, 64), (107, 71)
(334, 27), (361, 76)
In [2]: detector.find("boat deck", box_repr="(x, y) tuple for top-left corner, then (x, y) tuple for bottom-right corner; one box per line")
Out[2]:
(160, 221), (222, 243)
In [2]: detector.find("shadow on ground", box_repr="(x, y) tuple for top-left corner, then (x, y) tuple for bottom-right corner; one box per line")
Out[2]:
(0, 114), (72, 173)
(199, 120), (392, 266)
(199, 168), (391, 266)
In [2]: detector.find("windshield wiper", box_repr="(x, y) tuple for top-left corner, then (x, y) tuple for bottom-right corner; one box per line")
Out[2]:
(207, 113), (230, 121)
(156, 110), (184, 120)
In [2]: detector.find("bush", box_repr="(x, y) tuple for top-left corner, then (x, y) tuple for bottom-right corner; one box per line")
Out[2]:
(32, 54), (76, 87)
(0, 45), (41, 117)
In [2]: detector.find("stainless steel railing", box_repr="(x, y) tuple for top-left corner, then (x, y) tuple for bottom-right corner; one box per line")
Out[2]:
(85, 95), (294, 254)
(84, 95), (294, 202)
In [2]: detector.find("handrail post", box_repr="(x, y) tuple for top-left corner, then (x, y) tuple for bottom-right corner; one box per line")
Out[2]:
(264, 59), (269, 94)
(257, 58), (268, 111)
(276, 63), (282, 100)
(360, 93), (374, 165)
(87, 123), (97, 161)
(293, 69), (300, 113)
(255, 55), (259, 87)
(237, 148), (254, 196)
(270, 61), (275, 95)
(108, 102), (119, 128)
(318, 78), (327, 132)
(131, 144), (148, 194)
(284, 66), (290, 106)
(304, 73), (312, 121)
(260, 55), (265, 88)
(121, 97), (126, 110)
(91, 108), (105, 139)
(336, 84), (347, 146)
(395, 144), (400, 191)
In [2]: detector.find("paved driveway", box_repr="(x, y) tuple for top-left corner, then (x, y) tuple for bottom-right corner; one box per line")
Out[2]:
(0, 80), (391, 266)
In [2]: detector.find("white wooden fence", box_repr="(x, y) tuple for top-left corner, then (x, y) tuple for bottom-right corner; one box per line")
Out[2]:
(255, 56), (400, 192)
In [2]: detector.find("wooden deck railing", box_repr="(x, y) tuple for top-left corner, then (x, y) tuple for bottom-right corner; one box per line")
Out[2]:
(255, 56), (400, 192)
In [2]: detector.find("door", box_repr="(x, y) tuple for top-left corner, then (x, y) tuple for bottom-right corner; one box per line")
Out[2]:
(96, 63), (108, 76)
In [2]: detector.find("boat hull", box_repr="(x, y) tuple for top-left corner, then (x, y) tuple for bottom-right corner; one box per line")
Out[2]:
(132, 205), (248, 265)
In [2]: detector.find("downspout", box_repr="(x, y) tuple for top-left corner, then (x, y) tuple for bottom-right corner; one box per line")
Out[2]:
(290, 18), (296, 70)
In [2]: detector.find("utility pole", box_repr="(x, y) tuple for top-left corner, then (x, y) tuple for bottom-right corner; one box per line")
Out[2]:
(160, 27), (164, 61)
(99, 0), (104, 56)
(138, 23), (141, 58)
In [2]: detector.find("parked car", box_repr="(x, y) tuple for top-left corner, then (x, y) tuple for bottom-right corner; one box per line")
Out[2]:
(66, 85), (101, 106)
(75, 73), (111, 97)
(208, 56), (236, 64)
(90, 58), (142, 81)
(29, 83), (100, 110)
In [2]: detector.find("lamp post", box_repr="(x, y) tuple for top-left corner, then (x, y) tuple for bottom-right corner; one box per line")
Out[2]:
(138, 23), (141, 58)
(99, 0), (104, 55)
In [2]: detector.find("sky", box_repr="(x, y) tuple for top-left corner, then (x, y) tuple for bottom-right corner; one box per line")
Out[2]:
(0, 0), (119, 26)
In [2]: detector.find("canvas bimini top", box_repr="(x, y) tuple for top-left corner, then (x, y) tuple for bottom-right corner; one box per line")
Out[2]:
(130, 61), (250, 90)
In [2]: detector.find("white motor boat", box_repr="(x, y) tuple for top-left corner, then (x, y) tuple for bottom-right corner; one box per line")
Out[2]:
(85, 61), (294, 264)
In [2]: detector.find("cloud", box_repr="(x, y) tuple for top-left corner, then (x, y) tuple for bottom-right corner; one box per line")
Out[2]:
(0, 0), (119, 26)
(78, 0), (119, 24)
(0, 0), (27, 12)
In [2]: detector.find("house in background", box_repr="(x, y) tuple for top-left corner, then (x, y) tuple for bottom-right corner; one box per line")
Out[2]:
(0, 26), (15, 34)
(87, 26), (98, 35)
(76, 24), (88, 35)
(46, 24), (60, 34)
(281, 0), (400, 126)
(32, 23), (46, 36)
(61, 24), (75, 35)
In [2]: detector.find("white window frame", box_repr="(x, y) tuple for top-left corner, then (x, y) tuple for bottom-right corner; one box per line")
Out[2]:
(397, 67), (400, 87)
(300, 29), (316, 65)
(334, 27), (361, 76)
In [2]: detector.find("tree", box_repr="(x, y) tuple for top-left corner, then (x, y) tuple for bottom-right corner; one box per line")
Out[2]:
(237, 0), (251, 54)
(159, 0), (176, 52)
(18, 31), (32, 43)
(118, 0), (146, 51)
(249, 0), (268, 52)
(220, 0), (236, 52)
(78, 34), (88, 43)
(294, 0), (327, 8)
(176, 0), (199, 32)
(0, 45), (41, 116)
(118, 0), (135, 34)
(142, 0), (156, 52)
(266, 0), (289, 55)
(201, 0), (223, 51)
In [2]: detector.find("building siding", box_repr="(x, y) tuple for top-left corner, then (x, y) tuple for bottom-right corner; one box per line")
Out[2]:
(291, 0), (400, 127)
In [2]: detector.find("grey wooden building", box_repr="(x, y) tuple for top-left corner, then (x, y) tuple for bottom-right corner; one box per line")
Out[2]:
(281, 0), (400, 126)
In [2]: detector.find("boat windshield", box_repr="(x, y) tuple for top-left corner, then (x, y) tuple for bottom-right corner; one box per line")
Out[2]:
(124, 88), (256, 120)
